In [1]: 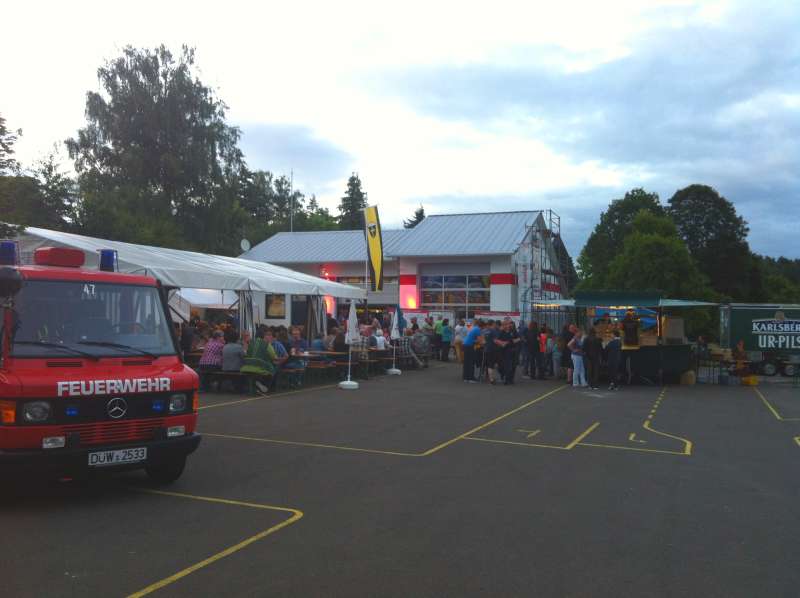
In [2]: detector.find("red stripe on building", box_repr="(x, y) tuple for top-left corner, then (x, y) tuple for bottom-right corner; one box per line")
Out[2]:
(490, 273), (517, 285)
(399, 274), (417, 285)
(543, 282), (562, 293)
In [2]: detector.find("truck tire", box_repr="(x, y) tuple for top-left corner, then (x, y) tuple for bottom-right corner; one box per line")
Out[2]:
(761, 361), (778, 376)
(783, 363), (796, 377)
(145, 456), (187, 485)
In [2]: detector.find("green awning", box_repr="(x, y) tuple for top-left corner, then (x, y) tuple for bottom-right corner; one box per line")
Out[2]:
(574, 290), (662, 308)
(573, 291), (718, 309)
(658, 299), (719, 308)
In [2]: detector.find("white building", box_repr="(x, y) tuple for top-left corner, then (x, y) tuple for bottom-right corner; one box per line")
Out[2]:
(242, 210), (573, 327)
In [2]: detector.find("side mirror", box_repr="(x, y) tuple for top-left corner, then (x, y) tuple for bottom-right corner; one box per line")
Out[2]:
(0, 267), (23, 298)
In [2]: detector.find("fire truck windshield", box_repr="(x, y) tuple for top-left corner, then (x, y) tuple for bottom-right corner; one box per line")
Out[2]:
(8, 280), (177, 358)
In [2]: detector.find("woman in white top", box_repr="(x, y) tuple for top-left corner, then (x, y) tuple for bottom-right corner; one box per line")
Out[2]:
(372, 328), (387, 350)
(453, 319), (467, 363)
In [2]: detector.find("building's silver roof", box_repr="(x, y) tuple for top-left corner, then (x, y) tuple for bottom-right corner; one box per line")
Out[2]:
(241, 229), (409, 263)
(389, 211), (540, 257)
(241, 211), (541, 263)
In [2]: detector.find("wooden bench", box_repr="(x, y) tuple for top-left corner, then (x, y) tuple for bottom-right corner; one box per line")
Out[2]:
(201, 370), (272, 393)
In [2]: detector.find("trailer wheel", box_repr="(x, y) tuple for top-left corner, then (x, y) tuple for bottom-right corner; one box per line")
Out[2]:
(762, 361), (778, 376)
(783, 363), (797, 378)
(146, 456), (187, 485)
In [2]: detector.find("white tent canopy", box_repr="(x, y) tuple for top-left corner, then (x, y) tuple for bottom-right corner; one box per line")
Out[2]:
(17, 227), (366, 300)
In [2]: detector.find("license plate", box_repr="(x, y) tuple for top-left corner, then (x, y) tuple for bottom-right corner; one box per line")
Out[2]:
(88, 447), (147, 467)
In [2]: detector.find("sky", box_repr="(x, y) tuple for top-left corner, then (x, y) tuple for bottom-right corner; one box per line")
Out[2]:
(2, 0), (798, 259)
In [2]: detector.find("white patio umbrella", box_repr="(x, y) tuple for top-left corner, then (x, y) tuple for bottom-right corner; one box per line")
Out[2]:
(387, 309), (402, 376)
(339, 301), (361, 390)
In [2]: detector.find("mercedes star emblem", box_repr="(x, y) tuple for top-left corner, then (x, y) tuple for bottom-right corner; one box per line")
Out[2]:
(107, 397), (128, 419)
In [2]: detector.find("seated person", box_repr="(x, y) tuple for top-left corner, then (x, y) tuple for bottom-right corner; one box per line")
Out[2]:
(324, 327), (339, 350)
(198, 330), (225, 390)
(371, 327), (387, 350)
(285, 326), (309, 375)
(264, 328), (289, 390)
(222, 329), (246, 393)
(240, 327), (277, 394)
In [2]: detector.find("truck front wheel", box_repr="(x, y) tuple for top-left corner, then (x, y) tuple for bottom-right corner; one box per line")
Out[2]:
(762, 362), (778, 376)
(145, 455), (187, 485)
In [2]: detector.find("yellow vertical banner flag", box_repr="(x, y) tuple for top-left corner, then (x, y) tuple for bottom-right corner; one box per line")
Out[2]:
(363, 205), (384, 291)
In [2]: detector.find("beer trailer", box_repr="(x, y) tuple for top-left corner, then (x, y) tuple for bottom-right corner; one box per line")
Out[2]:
(720, 303), (800, 377)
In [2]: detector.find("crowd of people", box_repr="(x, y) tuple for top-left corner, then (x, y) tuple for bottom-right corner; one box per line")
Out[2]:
(458, 317), (627, 390)
(179, 312), (404, 394)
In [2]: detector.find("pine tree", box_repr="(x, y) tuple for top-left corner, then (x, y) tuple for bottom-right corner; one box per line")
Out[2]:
(338, 173), (368, 230)
(403, 205), (425, 228)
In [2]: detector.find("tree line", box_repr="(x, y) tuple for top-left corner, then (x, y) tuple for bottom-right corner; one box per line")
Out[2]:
(0, 45), (370, 254)
(577, 186), (800, 304)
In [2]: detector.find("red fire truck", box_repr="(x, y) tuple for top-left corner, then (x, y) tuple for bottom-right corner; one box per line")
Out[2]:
(0, 242), (200, 483)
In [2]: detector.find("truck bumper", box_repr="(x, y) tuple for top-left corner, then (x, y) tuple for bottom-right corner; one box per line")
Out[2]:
(0, 433), (201, 477)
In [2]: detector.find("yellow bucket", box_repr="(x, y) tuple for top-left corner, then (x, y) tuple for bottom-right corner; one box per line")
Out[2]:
(741, 375), (759, 386)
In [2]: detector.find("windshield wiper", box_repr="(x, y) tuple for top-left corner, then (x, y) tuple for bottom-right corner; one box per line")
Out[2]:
(13, 341), (100, 360)
(77, 340), (156, 359)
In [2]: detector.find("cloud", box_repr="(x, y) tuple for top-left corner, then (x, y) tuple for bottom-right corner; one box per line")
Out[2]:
(237, 123), (353, 194)
(371, 1), (800, 257)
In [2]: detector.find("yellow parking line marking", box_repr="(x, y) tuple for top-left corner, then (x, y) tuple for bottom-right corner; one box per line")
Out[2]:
(794, 436), (800, 448)
(577, 442), (688, 456)
(204, 432), (421, 457)
(463, 436), (570, 450)
(628, 433), (646, 444)
(637, 388), (693, 456)
(753, 387), (800, 421)
(422, 385), (568, 456)
(199, 384), (338, 411)
(126, 489), (303, 598)
(205, 385), (568, 458)
(516, 429), (541, 439)
(564, 422), (600, 450)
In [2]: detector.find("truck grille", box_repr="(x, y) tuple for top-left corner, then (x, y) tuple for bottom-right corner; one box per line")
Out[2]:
(62, 418), (165, 446)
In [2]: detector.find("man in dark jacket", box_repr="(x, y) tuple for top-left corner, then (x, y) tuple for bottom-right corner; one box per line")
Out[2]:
(584, 328), (604, 390)
(524, 321), (539, 378)
(605, 330), (622, 390)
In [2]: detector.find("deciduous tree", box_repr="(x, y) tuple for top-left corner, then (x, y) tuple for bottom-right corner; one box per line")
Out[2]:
(578, 188), (665, 288)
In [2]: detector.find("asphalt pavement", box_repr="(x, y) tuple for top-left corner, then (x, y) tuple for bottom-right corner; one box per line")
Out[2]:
(3, 364), (800, 597)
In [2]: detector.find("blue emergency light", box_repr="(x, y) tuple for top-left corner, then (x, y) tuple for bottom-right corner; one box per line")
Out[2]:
(99, 249), (118, 272)
(0, 241), (20, 266)
(151, 399), (166, 413)
(65, 406), (79, 417)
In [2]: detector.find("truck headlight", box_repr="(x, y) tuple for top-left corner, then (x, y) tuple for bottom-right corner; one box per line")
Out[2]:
(23, 401), (51, 423)
(169, 394), (187, 413)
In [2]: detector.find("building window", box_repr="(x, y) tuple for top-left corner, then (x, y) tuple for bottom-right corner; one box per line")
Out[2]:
(265, 294), (286, 318)
(337, 276), (398, 286)
(420, 275), (490, 319)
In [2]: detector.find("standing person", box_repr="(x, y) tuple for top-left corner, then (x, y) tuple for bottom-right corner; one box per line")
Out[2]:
(440, 318), (453, 362)
(567, 328), (588, 388)
(496, 319), (517, 385)
(180, 321), (196, 362)
(584, 328), (603, 390)
(433, 315), (444, 360)
(605, 330), (622, 390)
(545, 328), (555, 378)
(462, 320), (483, 383)
(453, 319), (467, 363)
(523, 321), (539, 378)
(536, 324), (548, 380)
(483, 320), (500, 384)
(560, 324), (575, 384)
(552, 329), (563, 379)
